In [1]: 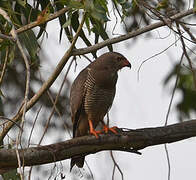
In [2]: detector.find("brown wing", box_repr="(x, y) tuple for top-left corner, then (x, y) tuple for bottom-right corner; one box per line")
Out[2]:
(70, 68), (88, 137)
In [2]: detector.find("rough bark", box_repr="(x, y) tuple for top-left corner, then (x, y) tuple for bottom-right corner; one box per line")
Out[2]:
(0, 120), (196, 173)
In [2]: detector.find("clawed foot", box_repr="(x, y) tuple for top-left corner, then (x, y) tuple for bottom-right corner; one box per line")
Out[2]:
(89, 120), (119, 138)
(89, 120), (102, 138)
(102, 125), (118, 134)
(90, 129), (102, 138)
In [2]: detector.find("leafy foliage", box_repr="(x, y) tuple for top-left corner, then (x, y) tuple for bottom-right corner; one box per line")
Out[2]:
(165, 63), (196, 121)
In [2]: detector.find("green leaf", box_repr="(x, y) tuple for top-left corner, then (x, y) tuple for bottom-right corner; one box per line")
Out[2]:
(19, 30), (39, 61)
(62, 16), (71, 28)
(122, 2), (132, 9)
(16, 0), (27, 7)
(60, 0), (84, 9)
(85, 16), (91, 35)
(71, 11), (97, 58)
(164, 64), (196, 120)
(91, 11), (109, 22)
(194, 0), (196, 10)
(117, 0), (127, 5)
(55, 0), (72, 43)
(0, 89), (5, 98)
(90, 18), (113, 52)
(8, 45), (16, 64)
(62, 10), (72, 29)
(97, 0), (108, 12)
(156, 0), (169, 10)
(85, 0), (109, 22)
(0, 40), (12, 51)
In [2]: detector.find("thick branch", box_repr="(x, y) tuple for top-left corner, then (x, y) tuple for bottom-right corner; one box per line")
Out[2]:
(1, 120), (196, 172)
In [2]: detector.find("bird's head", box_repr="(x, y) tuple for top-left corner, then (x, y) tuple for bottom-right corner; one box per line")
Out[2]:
(93, 52), (131, 72)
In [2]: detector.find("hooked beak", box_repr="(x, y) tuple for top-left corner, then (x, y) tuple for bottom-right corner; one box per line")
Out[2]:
(122, 58), (131, 69)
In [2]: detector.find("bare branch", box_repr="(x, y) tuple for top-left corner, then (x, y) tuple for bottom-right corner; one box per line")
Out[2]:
(0, 120), (196, 173)
(137, 38), (180, 81)
(71, 8), (195, 56)
(0, 47), (9, 86)
(0, 33), (15, 42)
(176, 22), (196, 89)
(110, 151), (124, 180)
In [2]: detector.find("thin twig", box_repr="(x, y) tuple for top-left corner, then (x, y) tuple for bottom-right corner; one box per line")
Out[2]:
(140, 1), (196, 45)
(165, 53), (183, 126)
(27, 106), (42, 180)
(27, 106), (42, 148)
(110, 151), (124, 180)
(71, 8), (195, 56)
(85, 162), (94, 180)
(0, 47), (9, 86)
(106, 113), (124, 180)
(82, 54), (93, 63)
(0, 117), (22, 131)
(0, 33), (15, 41)
(164, 145), (171, 180)
(137, 38), (180, 81)
(16, 7), (70, 34)
(164, 53), (184, 180)
(176, 22), (196, 89)
(180, 23), (196, 42)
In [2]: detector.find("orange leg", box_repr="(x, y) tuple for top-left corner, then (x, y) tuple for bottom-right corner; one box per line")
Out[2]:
(89, 120), (101, 138)
(103, 125), (118, 134)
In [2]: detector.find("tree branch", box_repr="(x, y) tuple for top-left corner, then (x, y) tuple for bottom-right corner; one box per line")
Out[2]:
(71, 8), (195, 56)
(0, 12), (86, 141)
(1, 120), (196, 173)
(16, 7), (70, 34)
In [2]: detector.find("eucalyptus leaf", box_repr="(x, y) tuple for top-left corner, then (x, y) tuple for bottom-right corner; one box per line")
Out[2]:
(85, 16), (91, 35)
(194, 0), (196, 10)
(97, 0), (108, 12)
(62, 17), (71, 28)
(8, 45), (15, 64)
(91, 11), (109, 22)
(117, 0), (127, 5)
(61, 0), (84, 9)
(85, 0), (109, 22)
(19, 30), (39, 61)
(122, 2), (132, 9)
(16, 0), (27, 7)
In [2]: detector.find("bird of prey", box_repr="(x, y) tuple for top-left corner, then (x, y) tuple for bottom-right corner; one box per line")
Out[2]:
(70, 52), (131, 171)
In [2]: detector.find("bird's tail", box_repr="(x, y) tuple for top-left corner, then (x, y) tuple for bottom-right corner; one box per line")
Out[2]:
(70, 156), (85, 171)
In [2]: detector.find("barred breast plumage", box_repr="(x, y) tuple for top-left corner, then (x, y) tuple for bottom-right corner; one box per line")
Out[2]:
(84, 69), (116, 121)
